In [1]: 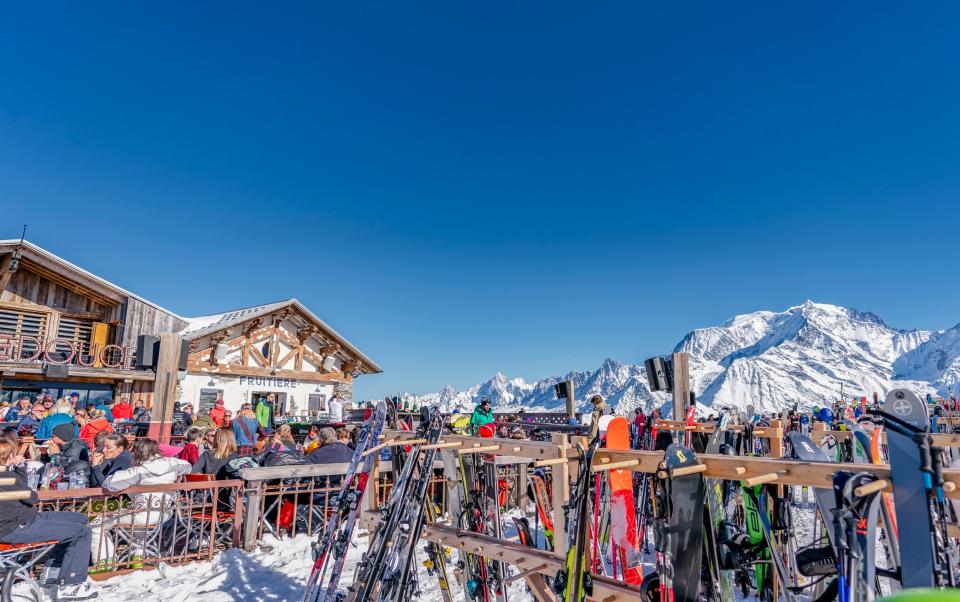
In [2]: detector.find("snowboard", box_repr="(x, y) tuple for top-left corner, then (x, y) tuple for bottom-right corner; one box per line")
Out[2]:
(651, 443), (705, 602)
(605, 416), (643, 585)
(882, 389), (937, 588)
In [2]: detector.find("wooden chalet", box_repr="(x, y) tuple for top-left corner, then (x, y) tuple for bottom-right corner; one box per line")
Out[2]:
(0, 239), (381, 431)
(180, 299), (381, 416)
(0, 239), (187, 407)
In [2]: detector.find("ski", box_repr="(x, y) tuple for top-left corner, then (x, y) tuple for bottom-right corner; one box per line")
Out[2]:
(832, 471), (883, 602)
(346, 407), (441, 601)
(703, 409), (736, 601)
(554, 437), (600, 602)
(527, 470), (555, 551)
(302, 400), (388, 602)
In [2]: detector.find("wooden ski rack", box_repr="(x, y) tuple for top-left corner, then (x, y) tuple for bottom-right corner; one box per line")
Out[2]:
(360, 425), (960, 600)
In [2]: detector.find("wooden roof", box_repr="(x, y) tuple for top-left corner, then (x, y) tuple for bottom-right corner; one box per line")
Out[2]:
(181, 299), (382, 374)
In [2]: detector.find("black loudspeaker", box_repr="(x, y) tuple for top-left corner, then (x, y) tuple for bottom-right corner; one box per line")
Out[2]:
(554, 381), (572, 400)
(178, 339), (190, 371)
(644, 356), (673, 393)
(136, 335), (160, 369)
(42, 363), (69, 378)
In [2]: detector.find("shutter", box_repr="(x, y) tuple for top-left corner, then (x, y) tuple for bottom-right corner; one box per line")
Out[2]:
(57, 317), (95, 346)
(0, 308), (48, 357)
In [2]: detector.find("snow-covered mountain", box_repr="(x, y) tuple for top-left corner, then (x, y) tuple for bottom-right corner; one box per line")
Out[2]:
(401, 301), (959, 415)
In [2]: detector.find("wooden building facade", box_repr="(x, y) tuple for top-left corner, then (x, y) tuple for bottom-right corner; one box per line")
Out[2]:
(0, 240), (381, 423)
(180, 299), (382, 416)
(0, 240), (187, 407)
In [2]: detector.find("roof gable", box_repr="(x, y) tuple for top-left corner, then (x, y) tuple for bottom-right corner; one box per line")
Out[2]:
(182, 298), (381, 373)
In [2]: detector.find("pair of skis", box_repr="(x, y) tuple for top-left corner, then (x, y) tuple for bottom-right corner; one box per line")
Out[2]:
(302, 400), (388, 602)
(347, 406), (445, 601)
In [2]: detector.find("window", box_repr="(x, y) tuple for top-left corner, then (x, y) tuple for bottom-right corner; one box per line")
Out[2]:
(0, 307), (48, 358)
(307, 393), (326, 413)
(198, 388), (222, 412)
(57, 316), (94, 347)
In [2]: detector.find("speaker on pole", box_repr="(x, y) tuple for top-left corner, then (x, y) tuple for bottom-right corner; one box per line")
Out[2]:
(178, 339), (190, 372)
(136, 335), (160, 369)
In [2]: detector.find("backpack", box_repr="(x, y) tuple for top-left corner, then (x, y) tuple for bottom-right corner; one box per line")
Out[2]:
(224, 456), (259, 479)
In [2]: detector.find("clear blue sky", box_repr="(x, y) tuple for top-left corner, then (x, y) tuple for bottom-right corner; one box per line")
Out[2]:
(2, 3), (959, 400)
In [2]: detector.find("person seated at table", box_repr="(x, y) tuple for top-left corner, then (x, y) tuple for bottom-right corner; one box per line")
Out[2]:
(131, 400), (150, 424)
(110, 397), (133, 422)
(0, 440), (98, 600)
(89, 434), (133, 487)
(44, 424), (92, 488)
(192, 429), (239, 480)
(176, 428), (202, 464)
(264, 424), (298, 453)
(35, 399), (77, 441)
(17, 403), (46, 437)
(306, 428), (352, 464)
(4, 396), (33, 422)
(90, 439), (191, 565)
(76, 409), (113, 449)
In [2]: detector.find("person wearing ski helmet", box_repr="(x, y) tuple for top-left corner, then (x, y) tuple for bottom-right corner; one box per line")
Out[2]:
(468, 397), (494, 435)
(819, 407), (834, 426)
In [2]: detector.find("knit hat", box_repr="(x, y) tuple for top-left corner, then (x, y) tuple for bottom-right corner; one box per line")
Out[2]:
(53, 423), (76, 442)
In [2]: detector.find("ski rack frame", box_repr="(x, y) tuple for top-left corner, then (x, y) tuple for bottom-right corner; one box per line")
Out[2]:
(809, 422), (960, 448)
(361, 425), (960, 602)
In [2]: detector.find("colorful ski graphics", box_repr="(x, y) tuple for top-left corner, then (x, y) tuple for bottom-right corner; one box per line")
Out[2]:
(605, 417), (643, 585)
(303, 401), (388, 602)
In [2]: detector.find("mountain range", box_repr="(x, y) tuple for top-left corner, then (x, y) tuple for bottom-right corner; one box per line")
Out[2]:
(400, 302), (960, 416)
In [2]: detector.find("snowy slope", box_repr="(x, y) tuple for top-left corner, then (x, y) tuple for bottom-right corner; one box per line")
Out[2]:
(403, 301), (954, 415)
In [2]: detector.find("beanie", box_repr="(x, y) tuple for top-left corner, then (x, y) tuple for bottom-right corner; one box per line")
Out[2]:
(53, 423), (76, 442)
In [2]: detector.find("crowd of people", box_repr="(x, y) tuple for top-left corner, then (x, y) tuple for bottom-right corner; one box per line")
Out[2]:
(0, 392), (359, 600)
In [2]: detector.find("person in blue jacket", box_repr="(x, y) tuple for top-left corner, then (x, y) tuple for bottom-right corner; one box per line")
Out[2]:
(4, 397), (33, 422)
(34, 399), (78, 441)
(94, 399), (115, 423)
(17, 404), (46, 435)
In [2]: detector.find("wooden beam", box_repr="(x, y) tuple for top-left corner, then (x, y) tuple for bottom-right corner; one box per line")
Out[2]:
(184, 362), (352, 383)
(672, 351), (690, 421)
(419, 522), (642, 602)
(0, 255), (13, 292)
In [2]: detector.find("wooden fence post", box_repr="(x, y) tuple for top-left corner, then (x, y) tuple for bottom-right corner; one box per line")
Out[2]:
(550, 432), (571, 558)
(767, 419), (783, 458)
(811, 421), (826, 445)
(242, 482), (263, 551)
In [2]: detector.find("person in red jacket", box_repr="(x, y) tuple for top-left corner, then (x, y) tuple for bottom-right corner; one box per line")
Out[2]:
(176, 428), (201, 464)
(76, 409), (114, 449)
(111, 396), (133, 421)
(209, 399), (226, 427)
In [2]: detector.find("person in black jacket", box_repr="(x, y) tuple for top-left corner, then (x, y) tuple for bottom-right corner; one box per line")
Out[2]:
(0, 440), (97, 600)
(306, 428), (354, 465)
(46, 424), (92, 487)
(192, 429), (240, 480)
(89, 434), (133, 487)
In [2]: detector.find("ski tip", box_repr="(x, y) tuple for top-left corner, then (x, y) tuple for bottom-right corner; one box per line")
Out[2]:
(623, 565), (644, 586)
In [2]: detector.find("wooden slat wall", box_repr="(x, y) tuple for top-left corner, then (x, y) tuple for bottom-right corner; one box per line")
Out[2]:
(120, 297), (188, 349)
(2, 265), (186, 349)
(1, 267), (112, 318)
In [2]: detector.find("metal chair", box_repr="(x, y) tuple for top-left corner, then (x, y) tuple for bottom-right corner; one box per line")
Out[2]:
(182, 474), (235, 547)
(0, 540), (58, 602)
(111, 512), (165, 568)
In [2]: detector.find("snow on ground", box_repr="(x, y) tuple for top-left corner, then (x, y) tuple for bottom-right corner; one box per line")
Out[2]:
(89, 530), (535, 602)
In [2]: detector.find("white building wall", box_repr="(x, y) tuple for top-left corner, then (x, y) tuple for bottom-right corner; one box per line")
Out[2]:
(179, 372), (338, 416)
